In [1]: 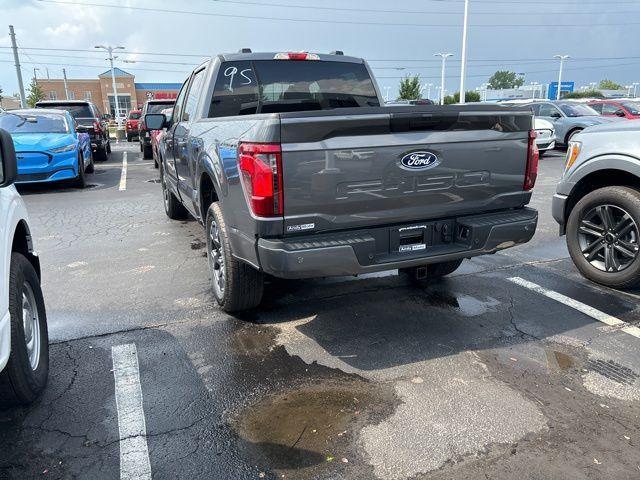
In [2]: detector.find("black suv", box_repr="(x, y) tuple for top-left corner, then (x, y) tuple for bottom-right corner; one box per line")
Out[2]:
(35, 100), (111, 161)
(139, 99), (174, 159)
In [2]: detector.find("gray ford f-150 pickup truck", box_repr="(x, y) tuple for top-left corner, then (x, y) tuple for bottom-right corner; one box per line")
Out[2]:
(146, 50), (539, 312)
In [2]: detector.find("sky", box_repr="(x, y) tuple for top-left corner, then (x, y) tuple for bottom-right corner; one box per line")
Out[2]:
(1, 0), (639, 101)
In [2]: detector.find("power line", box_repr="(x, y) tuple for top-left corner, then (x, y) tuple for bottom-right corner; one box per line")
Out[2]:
(33, 0), (640, 27)
(0, 59), (190, 74)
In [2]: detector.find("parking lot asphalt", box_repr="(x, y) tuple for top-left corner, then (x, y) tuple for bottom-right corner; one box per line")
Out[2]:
(1, 144), (639, 480)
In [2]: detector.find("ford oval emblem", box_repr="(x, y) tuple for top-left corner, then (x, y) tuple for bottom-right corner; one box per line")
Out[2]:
(399, 151), (440, 171)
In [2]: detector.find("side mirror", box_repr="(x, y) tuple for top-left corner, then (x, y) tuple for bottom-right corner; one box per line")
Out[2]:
(615, 110), (626, 117)
(145, 113), (167, 130)
(550, 112), (562, 119)
(0, 128), (18, 188)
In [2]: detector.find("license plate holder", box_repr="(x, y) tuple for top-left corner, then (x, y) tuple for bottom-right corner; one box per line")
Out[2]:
(390, 224), (432, 254)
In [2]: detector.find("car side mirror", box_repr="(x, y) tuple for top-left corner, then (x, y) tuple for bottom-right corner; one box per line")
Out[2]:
(0, 128), (18, 188)
(550, 112), (561, 119)
(615, 110), (626, 117)
(145, 113), (167, 130)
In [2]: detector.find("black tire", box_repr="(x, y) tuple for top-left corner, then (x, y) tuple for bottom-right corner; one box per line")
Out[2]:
(566, 186), (640, 289)
(143, 144), (153, 160)
(161, 165), (188, 220)
(0, 253), (49, 407)
(400, 259), (464, 284)
(206, 202), (264, 312)
(85, 150), (95, 174)
(74, 152), (87, 188)
(94, 147), (108, 162)
(106, 139), (111, 155)
(565, 128), (582, 146)
(538, 150), (545, 159)
(126, 134), (132, 142)
(140, 141), (143, 152)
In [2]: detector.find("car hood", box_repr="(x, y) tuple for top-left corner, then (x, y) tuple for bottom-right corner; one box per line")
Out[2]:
(574, 115), (622, 126)
(12, 133), (76, 152)
(534, 118), (554, 130)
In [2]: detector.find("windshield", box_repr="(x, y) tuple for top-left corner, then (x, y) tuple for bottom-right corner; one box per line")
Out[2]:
(621, 102), (640, 115)
(42, 104), (93, 119)
(128, 112), (141, 119)
(558, 103), (599, 117)
(147, 103), (174, 114)
(209, 60), (380, 117)
(0, 112), (69, 134)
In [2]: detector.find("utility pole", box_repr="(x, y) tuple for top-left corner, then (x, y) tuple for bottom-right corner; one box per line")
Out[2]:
(435, 53), (453, 105)
(33, 67), (40, 80)
(62, 68), (69, 99)
(46, 67), (50, 79)
(554, 54), (570, 101)
(95, 44), (125, 125)
(9, 25), (26, 108)
(633, 82), (639, 98)
(459, 0), (470, 104)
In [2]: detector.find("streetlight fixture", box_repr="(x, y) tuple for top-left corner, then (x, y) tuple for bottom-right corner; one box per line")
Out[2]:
(459, 0), (470, 104)
(530, 81), (540, 99)
(420, 83), (433, 101)
(95, 44), (125, 124)
(435, 53), (453, 105)
(633, 82), (639, 98)
(553, 55), (570, 100)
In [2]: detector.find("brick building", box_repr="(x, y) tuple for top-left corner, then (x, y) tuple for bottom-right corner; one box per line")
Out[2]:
(36, 68), (181, 115)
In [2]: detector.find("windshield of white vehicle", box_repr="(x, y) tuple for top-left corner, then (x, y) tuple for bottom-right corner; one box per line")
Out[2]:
(557, 103), (599, 117)
(0, 113), (69, 134)
(209, 60), (380, 117)
(621, 102), (640, 115)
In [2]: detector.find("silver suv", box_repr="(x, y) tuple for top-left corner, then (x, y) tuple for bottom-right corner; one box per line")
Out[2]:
(553, 121), (640, 288)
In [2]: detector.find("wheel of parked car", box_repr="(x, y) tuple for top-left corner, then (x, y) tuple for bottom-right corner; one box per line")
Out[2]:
(566, 186), (640, 289)
(106, 140), (111, 155)
(206, 202), (264, 312)
(400, 259), (464, 284)
(566, 129), (582, 145)
(85, 150), (95, 174)
(0, 253), (49, 407)
(161, 165), (188, 220)
(74, 152), (87, 188)
(143, 144), (153, 160)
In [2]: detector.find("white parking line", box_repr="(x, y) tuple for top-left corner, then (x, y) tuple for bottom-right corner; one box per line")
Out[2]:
(112, 344), (152, 480)
(508, 277), (640, 339)
(119, 151), (128, 191)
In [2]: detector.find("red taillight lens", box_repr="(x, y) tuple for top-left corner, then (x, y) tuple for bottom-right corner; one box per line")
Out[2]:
(524, 129), (539, 191)
(93, 121), (101, 133)
(238, 143), (283, 217)
(274, 52), (320, 61)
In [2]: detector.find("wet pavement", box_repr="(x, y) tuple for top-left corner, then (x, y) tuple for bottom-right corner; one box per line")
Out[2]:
(1, 145), (639, 479)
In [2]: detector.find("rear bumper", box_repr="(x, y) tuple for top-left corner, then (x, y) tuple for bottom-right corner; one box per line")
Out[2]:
(0, 310), (10, 373)
(257, 208), (538, 279)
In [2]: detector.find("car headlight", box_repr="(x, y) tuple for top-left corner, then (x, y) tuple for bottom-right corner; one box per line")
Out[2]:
(50, 144), (76, 154)
(565, 141), (582, 172)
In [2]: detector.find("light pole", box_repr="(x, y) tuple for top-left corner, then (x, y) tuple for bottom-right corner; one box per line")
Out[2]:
(95, 44), (125, 124)
(554, 55), (570, 100)
(435, 53), (453, 105)
(62, 68), (69, 100)
(633, 82), (639, 98)
(33, 67), (40, 80)
(459, 0), (470, 104)
(530, 81), (539, 99)
(384, 86), (391, 102)
(625, 85), (633, 97)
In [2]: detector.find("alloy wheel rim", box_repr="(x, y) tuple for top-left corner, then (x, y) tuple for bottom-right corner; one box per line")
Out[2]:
(578, 204), (640, 273)
(208, 220), (225, 297)
(22, 282), (40, 371)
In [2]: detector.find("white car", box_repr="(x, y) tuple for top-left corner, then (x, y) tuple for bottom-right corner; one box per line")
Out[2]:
(0, 128), (48, 406)
(534, 117), (556, 157)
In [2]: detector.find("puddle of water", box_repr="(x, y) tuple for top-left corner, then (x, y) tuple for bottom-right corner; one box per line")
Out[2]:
(230, 380), (392, 477)
(546, 350), (574, 372)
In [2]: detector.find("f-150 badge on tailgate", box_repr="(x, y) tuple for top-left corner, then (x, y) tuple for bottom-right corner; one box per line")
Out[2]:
(399, 151), (440, 171)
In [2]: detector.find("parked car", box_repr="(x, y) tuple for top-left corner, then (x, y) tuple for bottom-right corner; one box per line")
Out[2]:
(151, 107), (173, 169)
(534, 118), (556, 157)
(524, 100), (619, 147)
(139, 99), (175, 160)
(126, 109), (141, 142)
(553, 121), (640, 288)
(588, 100), (640, 120)
(0, 109), (93, 188)
(146, 50), (539, 312)
(0, 128), (49, 406)
(34, 100), (111, 162)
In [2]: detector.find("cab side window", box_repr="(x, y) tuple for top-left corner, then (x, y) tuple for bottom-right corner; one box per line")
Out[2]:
(183, 69), (206, 122)
(172, 78), (191, 125)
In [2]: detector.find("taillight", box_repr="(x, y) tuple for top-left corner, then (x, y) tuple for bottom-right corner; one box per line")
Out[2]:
(274, 52), (320, 61)
(238, 142), (283, 217)
(524, 129), (539, 191)
(93, 121), (101, 133)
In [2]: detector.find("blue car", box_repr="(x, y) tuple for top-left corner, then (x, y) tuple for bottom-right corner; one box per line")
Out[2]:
(0, 109), (93, 188)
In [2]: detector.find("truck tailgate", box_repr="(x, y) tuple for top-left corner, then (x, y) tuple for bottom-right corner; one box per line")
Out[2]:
(279, 107), (533, 235)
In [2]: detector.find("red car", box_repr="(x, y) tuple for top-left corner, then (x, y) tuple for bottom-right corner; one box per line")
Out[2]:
(151, 107), (173, 169)
(588, 100), (640, 120)
(126, 109), (141, 141)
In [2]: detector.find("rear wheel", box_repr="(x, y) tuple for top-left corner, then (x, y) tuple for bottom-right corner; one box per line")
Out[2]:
(161, 165), (188, 220)
(400, 259), (464, 284)
(85, 150), (95, 174)
(566, 186), (640, 289)
(0, 253), (49, 407)
(106, 139), (111, 155)
(143, 144), (153, 160)
(206, 202), (264, 312)
(94, 147), (108, 162)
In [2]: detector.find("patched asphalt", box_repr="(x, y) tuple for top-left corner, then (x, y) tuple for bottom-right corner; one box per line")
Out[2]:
(1, 145), (639, 480)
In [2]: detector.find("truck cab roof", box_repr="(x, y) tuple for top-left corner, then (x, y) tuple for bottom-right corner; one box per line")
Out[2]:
(217, 51), (364, 64)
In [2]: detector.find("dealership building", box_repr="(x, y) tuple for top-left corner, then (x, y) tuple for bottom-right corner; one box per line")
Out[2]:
(35, 68), (181, 115)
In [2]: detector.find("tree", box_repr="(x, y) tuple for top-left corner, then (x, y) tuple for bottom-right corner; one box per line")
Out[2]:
(564, 90), (604, 99)
(26, 77), (45, 107)
(488, 70), (524, 90)
(0, 85), (3, 104)
(398, 75), (422, 100)
(443, 91), (481, 104)
(599, 79), (622, 90)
